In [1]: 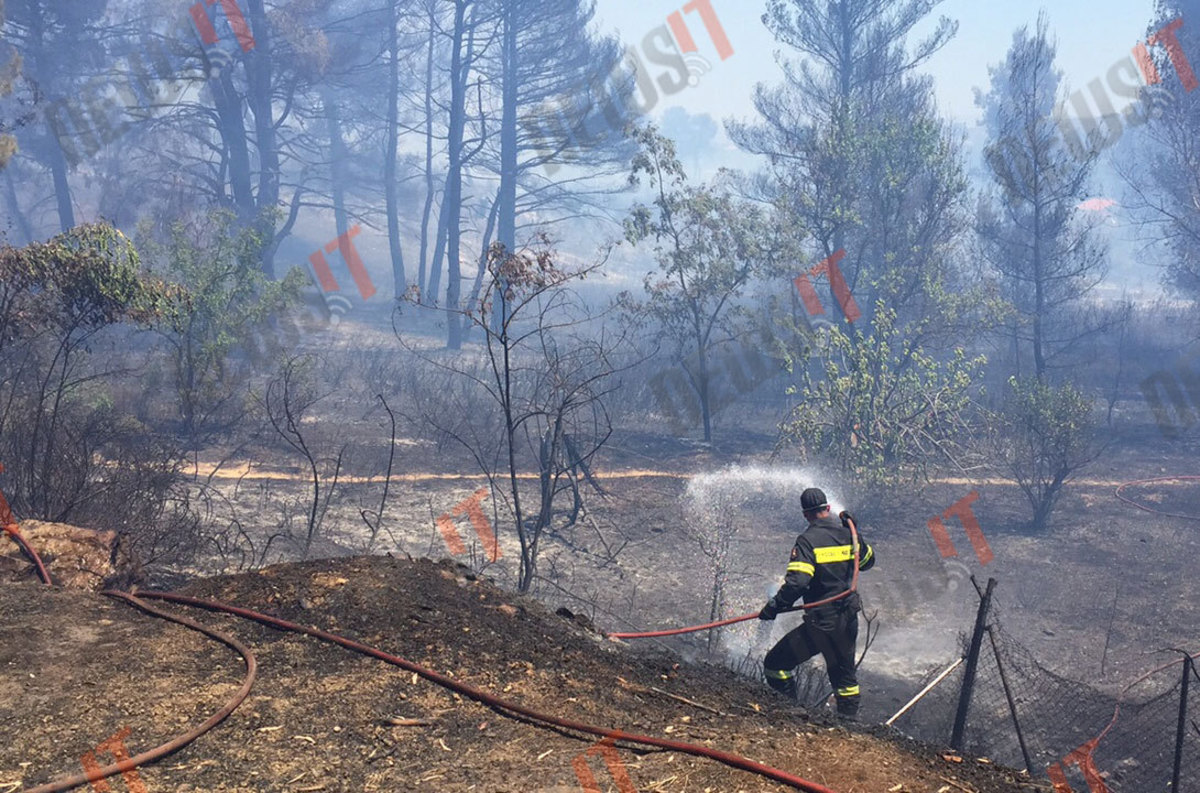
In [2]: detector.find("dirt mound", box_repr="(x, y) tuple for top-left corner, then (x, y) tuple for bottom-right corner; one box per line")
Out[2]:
(0, 520), (138, 590)
(0, 556), (1034, 792)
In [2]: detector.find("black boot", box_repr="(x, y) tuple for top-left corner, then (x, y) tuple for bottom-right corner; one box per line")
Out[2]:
(835, 694), (860, 721)
(766, 671), (798, 700)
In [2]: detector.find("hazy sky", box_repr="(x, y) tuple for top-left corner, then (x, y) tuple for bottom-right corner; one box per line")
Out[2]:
(582, 0), (1164, 293)
(591, 0), (1158, 131)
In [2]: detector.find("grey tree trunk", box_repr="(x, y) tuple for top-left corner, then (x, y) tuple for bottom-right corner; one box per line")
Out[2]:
(324, 87), (351, 267)
(417, 1), (437, 301)
(384, 0), (407, 298)
(493, 0), (518, 336)
(244, 0), (280, 278)
(443, 0), (472, 350)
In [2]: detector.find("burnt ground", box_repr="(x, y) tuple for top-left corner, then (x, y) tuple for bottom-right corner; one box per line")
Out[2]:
(0, 556), (1037, 793)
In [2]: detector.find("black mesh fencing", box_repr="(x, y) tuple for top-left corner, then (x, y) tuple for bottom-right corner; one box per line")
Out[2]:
(890, 584), (1199, 792)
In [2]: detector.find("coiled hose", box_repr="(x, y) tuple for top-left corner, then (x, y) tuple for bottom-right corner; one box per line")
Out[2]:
(135, 590), (841, 793)
(22, 591), (257, 793)
(7, 510), (844, 791)
(2, 499), (258, 793)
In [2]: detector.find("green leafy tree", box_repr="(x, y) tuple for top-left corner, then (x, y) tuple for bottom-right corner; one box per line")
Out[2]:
(731, 0), (998, 485)
(782, 305), (986, 490)
(728, 0), (965, 333)
(991, 377), (1100, 530)
(0, 223), (181, 525)
(622, 126), (788, 442)
(976, 16), (1108, 380)
(140, 211), (303, 448)
(1129, 0), (1200, 302)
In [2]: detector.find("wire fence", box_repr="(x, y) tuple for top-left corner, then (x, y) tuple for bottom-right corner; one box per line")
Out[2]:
(891, 582), (1199, 792)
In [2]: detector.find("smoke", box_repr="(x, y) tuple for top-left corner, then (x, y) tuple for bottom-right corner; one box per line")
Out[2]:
(679, 464), (968, 681)
(679, 464), (849, 663)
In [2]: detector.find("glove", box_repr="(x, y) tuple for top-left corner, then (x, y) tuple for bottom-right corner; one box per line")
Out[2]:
(839, 510), (857, 528)
(758, 600), (779, 621)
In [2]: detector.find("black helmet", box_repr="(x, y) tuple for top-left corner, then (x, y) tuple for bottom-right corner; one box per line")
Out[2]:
(800, 487), (829, 513)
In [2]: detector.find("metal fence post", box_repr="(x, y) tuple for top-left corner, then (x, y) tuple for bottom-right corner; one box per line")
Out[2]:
(951, 577), (996, 751)
(987, 625), (1033, 774)
(1172, 655), (1193, 791)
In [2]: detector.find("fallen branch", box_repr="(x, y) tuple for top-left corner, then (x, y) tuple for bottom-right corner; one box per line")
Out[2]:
(616, 677), (729, 716)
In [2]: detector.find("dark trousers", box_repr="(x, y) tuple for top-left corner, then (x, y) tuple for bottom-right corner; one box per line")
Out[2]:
(763, 608), (861, 718)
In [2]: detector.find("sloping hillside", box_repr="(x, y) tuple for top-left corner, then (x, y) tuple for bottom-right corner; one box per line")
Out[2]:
(1, 556), (1036, 792)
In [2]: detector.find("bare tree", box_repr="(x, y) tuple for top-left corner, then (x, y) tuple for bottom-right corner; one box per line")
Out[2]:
(261, 355), (344, 559)
(398, 235), (630, 591)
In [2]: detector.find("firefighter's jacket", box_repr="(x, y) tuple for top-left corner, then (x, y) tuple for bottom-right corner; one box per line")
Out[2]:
(771, 514), (875, 627)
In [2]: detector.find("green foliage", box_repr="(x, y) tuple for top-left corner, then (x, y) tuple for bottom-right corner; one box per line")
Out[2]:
(0, 223), (179, 340)
(976, 18), (1107, 378)
(992, 377), (1099, 531)
(140, 210), (303, 445)
(621, 125), (791, 441)
(781, 305), (986, 490)
(0, 223), (193, 541)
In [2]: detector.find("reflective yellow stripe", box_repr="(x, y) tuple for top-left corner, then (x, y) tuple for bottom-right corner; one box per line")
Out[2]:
(813, 545), (853, 564)
(860, 545), (873, 565)
(786, 561), (815, 576)
(765, 668), (794, 680)
(836, 685), (860, 697)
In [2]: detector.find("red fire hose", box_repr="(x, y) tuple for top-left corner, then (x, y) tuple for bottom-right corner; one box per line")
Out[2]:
(134, 590), (841, 793)
(3, 521), (52, 586)
(608, 520), (861, 640)
(10, 510), (842, 791)
(0, 462), (52, 586)
(1115, 476), (1200, 521)
(22, 591), (257, 793)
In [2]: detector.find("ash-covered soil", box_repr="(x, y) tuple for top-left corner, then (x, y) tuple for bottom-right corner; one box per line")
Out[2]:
(0, 555), (1036, 793)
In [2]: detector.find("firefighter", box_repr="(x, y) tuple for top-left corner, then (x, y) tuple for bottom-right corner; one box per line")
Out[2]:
(758, 487), (876, 720)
